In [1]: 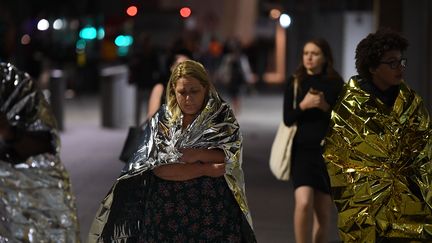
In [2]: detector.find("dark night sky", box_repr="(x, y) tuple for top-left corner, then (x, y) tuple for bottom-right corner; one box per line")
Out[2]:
(2, 0), (165, 20)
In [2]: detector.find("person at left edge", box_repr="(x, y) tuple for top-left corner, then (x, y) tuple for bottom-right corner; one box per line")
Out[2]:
(0, 62), (80, 242)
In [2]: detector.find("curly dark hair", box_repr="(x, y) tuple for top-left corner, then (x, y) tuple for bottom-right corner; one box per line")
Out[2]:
(294, 38), (341, 83)
(355, 28), (408, 81)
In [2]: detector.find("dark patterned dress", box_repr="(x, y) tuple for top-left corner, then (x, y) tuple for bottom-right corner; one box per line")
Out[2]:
(138, 173), (243, 242)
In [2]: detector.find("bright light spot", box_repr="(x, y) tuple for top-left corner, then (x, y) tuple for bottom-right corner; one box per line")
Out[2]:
(37, 19), (49, 31)
(114, 35), (133, 47)
(76, 39), (86, 50)
(269, 9), (281, 19)
(28, 228), (35, 242)
(21, 34), (31, 45)
(126, 6), (138, 16)
(279, 13), (292, 28)
(180, 7), (191, 18)
(97, 28), (105, 40)
(51, 69), (63, 78)
(53, 19), (64, 30)
(79, 26), (97, 40)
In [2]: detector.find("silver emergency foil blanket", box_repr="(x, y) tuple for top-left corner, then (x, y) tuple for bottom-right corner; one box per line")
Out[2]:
(88, 87), (254, 242)
(0, 63), (79, 242)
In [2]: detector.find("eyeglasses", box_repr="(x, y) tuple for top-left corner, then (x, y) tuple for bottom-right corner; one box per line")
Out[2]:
(379, 58), (407, 69)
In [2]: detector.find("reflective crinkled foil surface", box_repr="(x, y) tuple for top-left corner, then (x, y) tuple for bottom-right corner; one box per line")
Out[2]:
(88, 89), (253, 242)
(0, 63), (79, 242)
(324, 76), (432, 242)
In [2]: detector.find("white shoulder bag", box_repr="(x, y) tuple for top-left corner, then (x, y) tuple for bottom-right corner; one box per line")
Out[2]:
(269, 79), (298, 181)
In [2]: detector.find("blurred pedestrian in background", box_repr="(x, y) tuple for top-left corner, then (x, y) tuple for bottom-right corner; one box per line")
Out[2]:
(0, 6), (15, 63)
(0, 62), (79, 242)
(324, 28), (432, 242)
(128, 33), (161, 126)
(283, 38), (344, 243)
(200, 35), (224, 79)
(217, 38), (254, 115)
(146, 48), (192, 120)
(89, 60), (256, 242)
(118, 48), (192, 163)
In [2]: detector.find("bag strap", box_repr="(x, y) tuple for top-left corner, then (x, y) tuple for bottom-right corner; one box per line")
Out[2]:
(293, 78), (298, 109)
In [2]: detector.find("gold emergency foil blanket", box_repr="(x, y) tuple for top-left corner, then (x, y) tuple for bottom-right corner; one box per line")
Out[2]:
(324, 76), (432, 242)
(88, 89), (254, 242)
(0, 63), (79, 242)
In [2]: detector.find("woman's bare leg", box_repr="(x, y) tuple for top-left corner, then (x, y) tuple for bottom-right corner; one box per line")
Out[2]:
(294, 186), (314, 243)
(312, 190), (333, 243)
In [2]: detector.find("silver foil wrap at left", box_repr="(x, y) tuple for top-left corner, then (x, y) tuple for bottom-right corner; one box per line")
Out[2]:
(0, 63), (80, 242)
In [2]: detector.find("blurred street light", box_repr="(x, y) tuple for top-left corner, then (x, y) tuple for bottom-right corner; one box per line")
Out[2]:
(270, 9), (281, 19)
(114, 35), (133, 47)
(180, 7), (192, 18)
(37, 19), (49, 31)
(279, 13), (291, 28)
(53, 19), (64, 30)
(97, 28), (105, 40)
(126, 6), (138, 17)
(20, 34), (31, 45)
(79, 26), (97, 40)
(76, 39), (86, 50)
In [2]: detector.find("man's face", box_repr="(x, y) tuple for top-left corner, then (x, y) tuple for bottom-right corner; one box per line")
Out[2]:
(370, 50), (406, 90)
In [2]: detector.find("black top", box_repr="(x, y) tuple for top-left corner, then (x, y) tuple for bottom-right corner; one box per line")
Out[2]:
(283, 74), (344, 148)
(358, 78), (400, 107)
(128, 49), (160, 90)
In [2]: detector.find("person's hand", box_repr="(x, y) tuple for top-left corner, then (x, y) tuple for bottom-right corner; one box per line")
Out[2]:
(299, 88), (330, 111)
(202, 162), (225, 177)
(299, 89), (320, 110)
(310, 88), (330, 111)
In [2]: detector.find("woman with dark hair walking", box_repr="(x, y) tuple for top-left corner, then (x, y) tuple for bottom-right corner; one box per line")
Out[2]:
(283, 38), (344, 243)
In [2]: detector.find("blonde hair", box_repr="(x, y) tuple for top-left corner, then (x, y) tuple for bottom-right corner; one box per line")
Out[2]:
(166, 60), (216, 122)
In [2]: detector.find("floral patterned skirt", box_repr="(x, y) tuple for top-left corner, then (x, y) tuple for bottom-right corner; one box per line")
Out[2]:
(140, 173), (243, 243)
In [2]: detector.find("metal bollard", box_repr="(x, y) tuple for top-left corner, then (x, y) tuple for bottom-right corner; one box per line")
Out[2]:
(49, 69), (66, 131)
